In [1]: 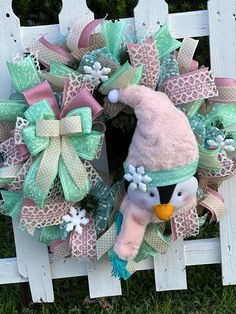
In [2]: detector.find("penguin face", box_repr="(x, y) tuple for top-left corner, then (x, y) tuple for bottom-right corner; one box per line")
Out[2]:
(169, 176), (198, 210)
(127, 176), (198, 221)
(127, 185), (160, 212)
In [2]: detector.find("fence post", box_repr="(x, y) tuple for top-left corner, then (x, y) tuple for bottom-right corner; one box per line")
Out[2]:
(59, 0), (94, 35)
(0, 0), (54, 302)
(134, 0), (187, 292)
(0, 0), (22, 98)
(208, 0), (236, 285)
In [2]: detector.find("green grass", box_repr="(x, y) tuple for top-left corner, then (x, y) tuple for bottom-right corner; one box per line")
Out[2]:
(1, 214), (236, 314)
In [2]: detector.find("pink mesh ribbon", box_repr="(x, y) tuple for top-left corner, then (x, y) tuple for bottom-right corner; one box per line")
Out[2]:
(209, 78), (236, 104)
(200, 188), (226, 223)
(171, 206), (199, 241)
(160, 68), (218, 105)
(176, 38), (199, 74)
(127, 37), (160, 89)
(30, 36), (73, 68)
(19, 198), (74, 228)
(23, 80), (60, 118)
(70, 215), (96, 261)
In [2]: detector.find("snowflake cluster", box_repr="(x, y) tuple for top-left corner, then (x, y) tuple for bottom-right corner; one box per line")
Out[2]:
(63, 207), (89, 234)
(124, 165), (152, 192)
(83, 62), (111, 86)
(207, 135), (235, 154)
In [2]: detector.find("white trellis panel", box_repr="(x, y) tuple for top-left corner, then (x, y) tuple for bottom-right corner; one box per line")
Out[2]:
(0, 0), (22, 98)
(12, 221), (54, 302)
(59, 0), (94, 35)
(0, 0), (55, 303)
(0, 0), (235, 303)
(134, 0), (168, 39)
(208, 0), (236, 286)
(154, 239), (187, 291)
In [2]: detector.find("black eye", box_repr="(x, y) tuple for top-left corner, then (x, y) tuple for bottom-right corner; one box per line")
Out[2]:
(150, 192), (155, 197)
(177, 192), (182, 197)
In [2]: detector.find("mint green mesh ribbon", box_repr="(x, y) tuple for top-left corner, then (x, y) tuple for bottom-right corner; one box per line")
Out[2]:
(0, 190), (23, 219)
(101, 20), (126, 62)
(79, 47), (119, 71)
(206, 103), (236, 131)
(39, 225), (68, 245)
(159, 54), (179, 85)
(50, 61), (78, 77)
(99, 61), (143, 95)
(198, 145), (221, 171)
(124, 160), (198, 187)
(153, 24), (181, 59)
(0, 101), (27, 121)
(190, 114), (206, 144)
(7, 56), (41, 93)
(91, 180), (124, 235)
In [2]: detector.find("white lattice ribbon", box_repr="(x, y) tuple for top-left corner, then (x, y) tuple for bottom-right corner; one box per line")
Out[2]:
(170, 206), (199, 241)
(177, 38), (199, 74)
(127, 37), (160, 89)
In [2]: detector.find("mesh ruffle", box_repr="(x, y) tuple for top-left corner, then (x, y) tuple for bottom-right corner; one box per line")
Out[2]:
(70, 215), (96, 261)
(63, 73), (95, 109)
(171, 206), (199, 241)
(19, 198), (73, 228)
(14, 117), (29, 145)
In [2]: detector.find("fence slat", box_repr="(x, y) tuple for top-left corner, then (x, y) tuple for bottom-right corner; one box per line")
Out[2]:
(134, 0), (168, 39)
(59, 0), (94, 36)
(208, 0), (236, 78)
(219, 176), (236, 285)
(13, 222), (54, 302)
(0, 0), (22, 99)
(208, 0), (236, 286)
(87, 255), (122, 298)
(154, 239), (187, 291)
(169, 10), (209, 39)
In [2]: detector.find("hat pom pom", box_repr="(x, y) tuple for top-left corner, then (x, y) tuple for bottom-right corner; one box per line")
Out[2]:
(108, 89), (120, 103)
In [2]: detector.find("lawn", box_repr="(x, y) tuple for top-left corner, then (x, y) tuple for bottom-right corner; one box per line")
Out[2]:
(1, 214), (236, 314)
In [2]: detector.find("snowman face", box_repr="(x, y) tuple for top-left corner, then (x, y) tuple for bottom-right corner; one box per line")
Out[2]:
(169, 176), (198, 210)
(127, 176), (198, 213)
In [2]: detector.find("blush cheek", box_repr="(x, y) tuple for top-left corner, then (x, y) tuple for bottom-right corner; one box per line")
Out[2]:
(139, 199), (147, 208)
(183, 195), (190, 203)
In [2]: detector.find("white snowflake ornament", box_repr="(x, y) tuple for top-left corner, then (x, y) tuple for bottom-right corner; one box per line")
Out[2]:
(207, 135), (235, 154)
(83, 62), (111, 86)
(63, 207), (89, 234)
(12, 53), (23, 64)
(124, 165), (152, 192)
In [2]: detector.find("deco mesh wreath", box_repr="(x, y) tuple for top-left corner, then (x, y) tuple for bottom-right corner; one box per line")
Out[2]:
(0, 17), (235, 279)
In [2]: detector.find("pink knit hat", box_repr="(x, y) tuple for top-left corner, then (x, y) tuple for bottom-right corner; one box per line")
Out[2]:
(109, 85), (199, 186)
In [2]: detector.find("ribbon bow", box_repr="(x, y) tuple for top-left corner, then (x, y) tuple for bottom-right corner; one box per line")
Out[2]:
(21, 81), (104, 208)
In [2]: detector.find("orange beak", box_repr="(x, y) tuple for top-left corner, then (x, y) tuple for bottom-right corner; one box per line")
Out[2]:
(152, 203), (174, 221)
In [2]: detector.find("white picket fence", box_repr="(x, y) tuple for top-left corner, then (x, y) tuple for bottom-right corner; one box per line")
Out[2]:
(0, 0), (236, 303)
